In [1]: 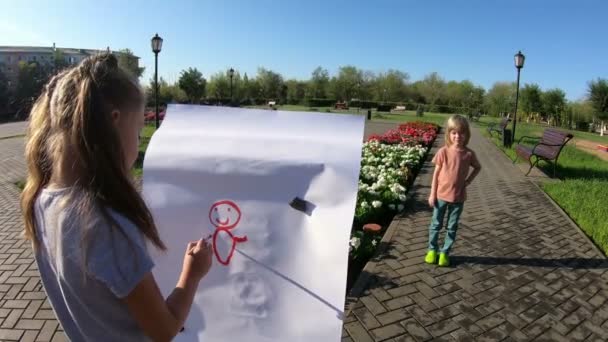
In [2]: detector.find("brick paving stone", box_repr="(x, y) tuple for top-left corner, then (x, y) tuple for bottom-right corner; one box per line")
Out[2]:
(344, 122), (608, 341)
(0, 130), (61, 339)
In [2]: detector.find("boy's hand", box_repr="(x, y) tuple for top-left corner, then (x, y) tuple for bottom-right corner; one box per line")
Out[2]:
(428, 195), (436, 208)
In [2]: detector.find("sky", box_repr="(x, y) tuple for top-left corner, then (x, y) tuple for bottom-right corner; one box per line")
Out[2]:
(1, 0), (606, 100)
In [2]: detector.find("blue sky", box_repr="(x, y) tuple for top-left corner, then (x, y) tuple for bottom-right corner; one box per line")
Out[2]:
(1, 0), (606, 100)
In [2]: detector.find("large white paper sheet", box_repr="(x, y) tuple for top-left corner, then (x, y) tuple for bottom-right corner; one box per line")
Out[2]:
(142, 105), (365, 341)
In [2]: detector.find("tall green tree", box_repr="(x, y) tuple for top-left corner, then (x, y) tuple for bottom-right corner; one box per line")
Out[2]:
(256, 68), (284, 101)
(178, 68), (206, 103)
(484, 82), (515, 116)
(418, 72), (446, 111)
(374, 70), (409, 102)
(331, 66), (363, 101)
(541, 88), (566, 126)
(145, 77), (187, 106)
(519, 83), (543, 118)
(207, 72), (230, 100)
(285, 79), (307, 104)
(116, 49), (145, 79)
(588, 78), (608, 134)
(307, 67), (330, 99)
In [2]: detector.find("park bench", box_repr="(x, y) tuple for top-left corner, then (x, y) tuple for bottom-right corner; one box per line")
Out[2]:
(513, 128), (573, 177)
(334, 101), (348, 110)
(468, 111), (482, 122)
(487, 115), (510, 136)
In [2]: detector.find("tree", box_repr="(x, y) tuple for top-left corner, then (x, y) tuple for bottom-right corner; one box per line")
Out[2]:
(285, 79), (307, 104)
(117, 49), (145, 79)
(484, 82), (515, 116)
(145, 77), (187, 107)
(53, 49), (69, 69)
(374, 70), (409, 103)
(588, 78), (608, 135)
(519, 83), (543, 121)
(14, 61), (48, 118)
(418, 72), (446, 111)
(207, 72), (229, 101)
(308, 67), (330, 99)
(256, 68), (284, 101)
(331, 66), (363, 102)
(568, 100), (594, 129)
(444, 80), (478, 113)
(178, 68), (207, 103)
(541, 88), (566, 126)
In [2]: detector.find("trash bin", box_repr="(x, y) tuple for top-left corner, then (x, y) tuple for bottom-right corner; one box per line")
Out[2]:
(367, 110), (372, 120)
(503, 129), (512, 147)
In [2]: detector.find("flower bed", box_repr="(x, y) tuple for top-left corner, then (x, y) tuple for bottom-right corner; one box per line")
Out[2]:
(347, 122), (438, 290)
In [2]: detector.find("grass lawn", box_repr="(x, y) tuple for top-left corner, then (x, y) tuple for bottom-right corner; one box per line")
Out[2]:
(132, 123), (156, 178)
(477, 116), (608, 144)
(479, 118), (608, 255)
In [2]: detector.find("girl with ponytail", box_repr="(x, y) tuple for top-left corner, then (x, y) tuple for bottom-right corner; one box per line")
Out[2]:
(21, 54), (212, 341)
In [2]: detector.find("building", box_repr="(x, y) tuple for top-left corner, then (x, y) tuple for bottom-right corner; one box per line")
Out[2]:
(0, 44), (140, 90)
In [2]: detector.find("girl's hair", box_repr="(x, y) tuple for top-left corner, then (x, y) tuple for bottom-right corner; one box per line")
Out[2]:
(21, 53), (166, 253)
(445, 114), (471, 147)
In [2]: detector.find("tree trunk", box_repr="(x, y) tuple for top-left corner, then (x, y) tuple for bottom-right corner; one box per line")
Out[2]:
(602, 121), (605, 136)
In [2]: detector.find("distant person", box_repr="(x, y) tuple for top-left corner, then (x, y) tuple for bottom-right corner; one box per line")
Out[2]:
(20, 53), (212, 341)
(425, 115), (482, 267)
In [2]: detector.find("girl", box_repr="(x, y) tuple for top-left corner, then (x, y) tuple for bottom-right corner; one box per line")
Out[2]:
(425, 114), (481, 267)
(21, 54), (212, 341)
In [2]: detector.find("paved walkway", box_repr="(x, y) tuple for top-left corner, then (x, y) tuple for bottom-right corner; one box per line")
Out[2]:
(0, 122), (27, 139)
(1, 120), (608, 341)
(0, 122), (66, 341)
(343, 125), (608, 341)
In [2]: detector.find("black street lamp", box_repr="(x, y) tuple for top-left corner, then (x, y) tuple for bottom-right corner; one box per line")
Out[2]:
(229, 68), (235, 106)
(151, 33), (163, 129)
(512, 50), (525, 144)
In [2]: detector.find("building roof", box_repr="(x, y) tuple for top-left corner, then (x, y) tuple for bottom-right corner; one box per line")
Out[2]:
(0, 46), (139, 59)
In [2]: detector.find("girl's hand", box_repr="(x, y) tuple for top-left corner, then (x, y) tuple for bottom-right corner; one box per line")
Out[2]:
(182, 239), (213, 281)
(428, 195), (436, 208)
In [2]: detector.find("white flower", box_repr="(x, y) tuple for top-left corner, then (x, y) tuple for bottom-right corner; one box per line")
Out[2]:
(372, 200), (382, 208)
(350, 237), (361, 249)
(388, 204), (396, 210)
(372, 240), (378, 246)
(361, 201), (369, 208)
(398, 204), (405, 211)
(399, 194), (407, 201)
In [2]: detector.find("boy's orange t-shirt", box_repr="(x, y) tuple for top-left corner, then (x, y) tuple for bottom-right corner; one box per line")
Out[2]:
(432, 146), (480, 203)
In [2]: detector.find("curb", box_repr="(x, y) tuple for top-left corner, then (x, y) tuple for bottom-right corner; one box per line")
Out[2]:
(344, 128), (442, 317)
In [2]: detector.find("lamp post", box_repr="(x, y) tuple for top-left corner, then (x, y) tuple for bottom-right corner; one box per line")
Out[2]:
(229, 68), (235, 106)
(151, 33), (163, 129)
(512, 50), (525, 143)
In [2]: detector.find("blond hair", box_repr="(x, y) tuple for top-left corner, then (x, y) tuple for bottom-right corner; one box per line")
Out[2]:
(444, 114), (471, 147)
(21, 53), (166, 253)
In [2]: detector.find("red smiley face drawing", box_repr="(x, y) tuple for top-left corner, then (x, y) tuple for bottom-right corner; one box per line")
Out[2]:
(209, 200), (242, 229)
(209, 200), (247, 265)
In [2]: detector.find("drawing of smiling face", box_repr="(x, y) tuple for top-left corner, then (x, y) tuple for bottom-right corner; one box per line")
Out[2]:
(209, 200), (242, 229)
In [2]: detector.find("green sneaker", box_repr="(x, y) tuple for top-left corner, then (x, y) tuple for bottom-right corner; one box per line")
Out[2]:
(438, 253), (450, 267)
(424, 250), (437, 264)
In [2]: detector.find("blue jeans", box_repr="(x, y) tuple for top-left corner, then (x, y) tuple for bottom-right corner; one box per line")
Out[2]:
(428, 199), (464, 254)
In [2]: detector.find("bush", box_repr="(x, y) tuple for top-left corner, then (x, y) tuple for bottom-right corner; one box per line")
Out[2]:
(377, 104), (392, 112)
(307, 98), (336, 107)
(351, 100), (379, 109)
